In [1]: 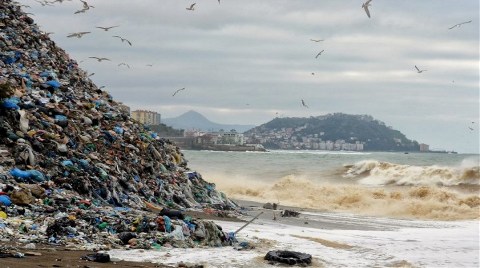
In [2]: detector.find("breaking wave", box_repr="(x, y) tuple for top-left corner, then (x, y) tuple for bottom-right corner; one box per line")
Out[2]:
(343, 159), (480, 187)
(204, 173), (480, 221)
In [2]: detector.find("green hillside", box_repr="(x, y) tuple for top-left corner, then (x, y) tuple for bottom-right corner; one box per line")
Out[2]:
(246, 113), (420, 151)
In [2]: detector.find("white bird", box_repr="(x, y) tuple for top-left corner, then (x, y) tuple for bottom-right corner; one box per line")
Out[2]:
(301, 99), (309, 108)
(89, 56), (111, 62)
(186, 3), (196, 11)
(362, 0), (372, 18)
(310, 39), (324, 42)
(315, 50), (324, 58)
(146, 64), (153, 67)
(415, 65), (427, 73)
(112, 35), (132, 46)
(96, 25), (119, 31)
(448, 20), (472, 30)
(67, 31), (90, 38)
(172, 88), (185, 96)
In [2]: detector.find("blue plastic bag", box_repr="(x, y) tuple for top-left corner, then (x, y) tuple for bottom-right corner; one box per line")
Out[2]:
(1, 100), (20, 110)
(45, 80), (61, 88)
(0, 195), (12, 206)
(10, 168), (45, 182)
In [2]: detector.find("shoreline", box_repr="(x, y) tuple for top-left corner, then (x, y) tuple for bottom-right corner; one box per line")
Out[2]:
(2, 199), (478, 267)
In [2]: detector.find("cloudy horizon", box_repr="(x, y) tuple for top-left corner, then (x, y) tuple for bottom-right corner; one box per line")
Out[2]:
(16, 0), (479, 153)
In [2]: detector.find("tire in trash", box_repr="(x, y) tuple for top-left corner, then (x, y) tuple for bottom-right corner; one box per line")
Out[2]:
(264, 250), (312, 265)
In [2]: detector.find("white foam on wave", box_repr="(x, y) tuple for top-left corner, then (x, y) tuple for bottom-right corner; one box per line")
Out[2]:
(269, 150), (371, 155)
(344, 159), (480, 186)
(108, 217), (479, 268)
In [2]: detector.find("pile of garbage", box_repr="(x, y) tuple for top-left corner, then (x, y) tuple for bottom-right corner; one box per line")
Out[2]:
(0, 0), (237, 250)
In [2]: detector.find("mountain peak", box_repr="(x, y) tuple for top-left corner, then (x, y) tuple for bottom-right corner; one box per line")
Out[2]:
(163, 111), (255, 133)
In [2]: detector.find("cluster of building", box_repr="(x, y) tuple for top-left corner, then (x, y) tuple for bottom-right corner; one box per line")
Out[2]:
(126, 109), (433, 153)
(127, 109), (264, 151)
(244, 127), (365, 151)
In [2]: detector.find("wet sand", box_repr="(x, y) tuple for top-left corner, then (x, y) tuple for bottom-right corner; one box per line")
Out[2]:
(0, 247), (172, 268)
(232, 199), (386, 231)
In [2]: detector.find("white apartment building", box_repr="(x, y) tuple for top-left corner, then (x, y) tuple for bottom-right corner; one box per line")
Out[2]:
(131, 110), (161, 125)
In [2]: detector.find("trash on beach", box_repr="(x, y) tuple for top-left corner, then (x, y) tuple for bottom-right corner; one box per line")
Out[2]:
(234, 211), (263, 235)
(264, 250), (312, 266)
(281, 210), (301, 217)
(81, 252), (111, 263)
(0, 0), (239, 252)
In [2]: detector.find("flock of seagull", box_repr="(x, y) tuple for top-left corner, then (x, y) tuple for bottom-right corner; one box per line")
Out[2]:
(20, 0), (476, 130)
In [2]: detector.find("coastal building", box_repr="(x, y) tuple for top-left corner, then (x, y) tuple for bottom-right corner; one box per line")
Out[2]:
(419, 143), (429, 152)
(219, 129), (245, 145)
(131, 110), (161, 125)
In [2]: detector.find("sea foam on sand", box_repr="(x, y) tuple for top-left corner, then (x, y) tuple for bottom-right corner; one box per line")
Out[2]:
(108, 213), (479, 268)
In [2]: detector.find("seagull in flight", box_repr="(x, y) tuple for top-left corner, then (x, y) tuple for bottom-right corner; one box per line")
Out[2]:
(118, 62), (130, 68)
(89, 56), (111, 62)
(172, 88), (185, 96)
(112, 35), (132, 46)
(448, 20), (472, 30)
(468, 122), (475, 131)
(35, 0), (53, 6)
(301, 99), (309, 108)
(67, 31), (90, 38)
(186, 3), (196, 11)
(96, 25), (119, 31)
(146, 64), (153, 67)
(74, 8), (87, 14)
(80, 0), (94, 9)
(362, 0), (372, 18)
(315, 50), (325, 58)
(51, 0), (72, 3)
(415, 65), (427, 73)
(310, 39), (324, 42)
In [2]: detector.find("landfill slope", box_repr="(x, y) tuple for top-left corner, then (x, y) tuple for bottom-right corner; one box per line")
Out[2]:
(0, 0), (236, 251)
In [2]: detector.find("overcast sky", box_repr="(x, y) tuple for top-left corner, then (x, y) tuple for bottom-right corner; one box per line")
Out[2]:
(18, 0), (479, 153)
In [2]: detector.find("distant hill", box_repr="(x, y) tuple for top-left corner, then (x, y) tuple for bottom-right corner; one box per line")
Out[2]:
(162, 110), (255, 133)
(245, 113), (420, 151)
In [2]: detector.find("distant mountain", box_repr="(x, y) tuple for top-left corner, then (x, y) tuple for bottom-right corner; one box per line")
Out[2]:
(162, 110), (255, 133)
(245, 113), (420, 151)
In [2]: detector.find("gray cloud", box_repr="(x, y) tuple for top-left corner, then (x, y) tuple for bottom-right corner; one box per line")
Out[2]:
(18, 0), (479, 153)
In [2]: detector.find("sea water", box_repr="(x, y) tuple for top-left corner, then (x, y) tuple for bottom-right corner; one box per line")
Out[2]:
(110, 151), (480, 267)
(183, 150), (480, 220)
